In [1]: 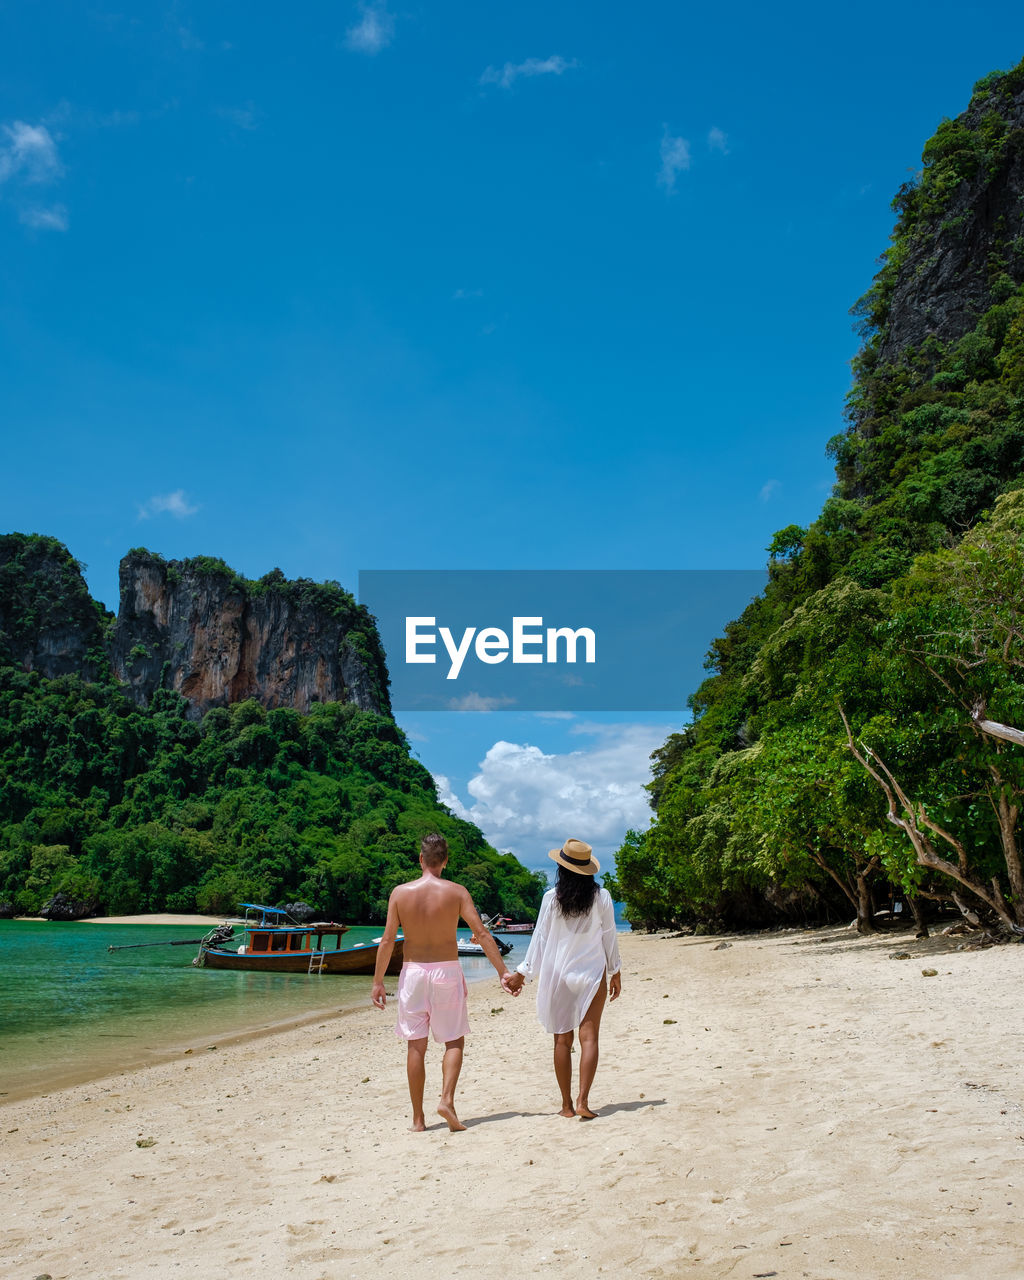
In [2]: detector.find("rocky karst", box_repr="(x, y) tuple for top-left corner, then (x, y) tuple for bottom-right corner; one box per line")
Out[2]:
(866, 64), (1024, 366)
(0, 536), (390, 719)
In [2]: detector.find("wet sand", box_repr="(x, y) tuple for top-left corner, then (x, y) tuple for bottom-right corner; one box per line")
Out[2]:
(2, 926), (1021, 1278)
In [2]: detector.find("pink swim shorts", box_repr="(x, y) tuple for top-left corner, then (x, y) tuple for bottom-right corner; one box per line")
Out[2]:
(395, 960), (470, 1043)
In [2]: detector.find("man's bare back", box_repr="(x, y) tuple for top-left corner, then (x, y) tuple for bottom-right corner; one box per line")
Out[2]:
(389, 876), (470, 962)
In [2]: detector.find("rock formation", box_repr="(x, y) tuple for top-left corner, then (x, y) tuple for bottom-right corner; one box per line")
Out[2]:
(867, 65), (1024, 366)
(0, 537), (391, 720)
(39, 890), (102, 921)
(109, 551), (390, 719)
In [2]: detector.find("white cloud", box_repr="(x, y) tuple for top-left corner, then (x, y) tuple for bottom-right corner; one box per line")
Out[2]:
(345, 1), (394, 54)
(480, 55), (577, 90)
(19, 204), (68, 231)
(0, 121), (62, 186)
(137, 489), (200, 520)
(434, 722), (668, 865)
(759, 479), (780, 502)
(1, 121), (68, 231)
(657, 127), (690, 194)
(707, 126), (729, 153)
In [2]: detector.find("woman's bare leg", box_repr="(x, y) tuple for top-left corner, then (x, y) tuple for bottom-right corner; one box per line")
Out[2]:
(576, 979), (607, 1118)
(553, 1030), (575, 1116)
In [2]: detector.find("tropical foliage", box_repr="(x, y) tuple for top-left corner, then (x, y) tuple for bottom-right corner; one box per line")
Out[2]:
(611, 62), (1024, 934)
(0, 546), (546, 922)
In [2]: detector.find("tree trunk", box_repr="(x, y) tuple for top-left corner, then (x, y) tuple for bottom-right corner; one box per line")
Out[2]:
(855, 870), (877, 934)
(989, 769), (1024, 924)
(908, 894), (930, 939)
(806, 845), (858, 911)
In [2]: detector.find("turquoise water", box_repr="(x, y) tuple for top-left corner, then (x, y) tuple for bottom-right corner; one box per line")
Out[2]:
(0, 920), (530, 1102)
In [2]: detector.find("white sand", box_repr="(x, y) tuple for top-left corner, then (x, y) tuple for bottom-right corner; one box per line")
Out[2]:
(14, 914), (226, 926)
(2, 926), (1021, 1279)
(78, 914), (228, 925)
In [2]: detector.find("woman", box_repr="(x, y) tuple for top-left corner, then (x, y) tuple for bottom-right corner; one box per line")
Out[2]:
(504, 838), (622, 1118)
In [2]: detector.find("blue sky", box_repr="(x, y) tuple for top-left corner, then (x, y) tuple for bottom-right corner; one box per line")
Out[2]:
(3, 3), (1023, 876)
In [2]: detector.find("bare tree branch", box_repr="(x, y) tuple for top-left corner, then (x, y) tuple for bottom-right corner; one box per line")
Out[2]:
(837, 704), (1023, 933)
(973, 716), (1024, 748)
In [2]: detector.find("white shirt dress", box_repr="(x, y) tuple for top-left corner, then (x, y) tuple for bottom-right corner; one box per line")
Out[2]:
(515, 886), (622, 1034)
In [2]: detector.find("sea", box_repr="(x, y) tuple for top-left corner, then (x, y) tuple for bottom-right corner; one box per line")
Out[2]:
(0, 905), (630, 1102)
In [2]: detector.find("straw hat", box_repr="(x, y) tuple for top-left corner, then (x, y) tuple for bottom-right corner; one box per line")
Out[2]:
(549, 838), (600, 876)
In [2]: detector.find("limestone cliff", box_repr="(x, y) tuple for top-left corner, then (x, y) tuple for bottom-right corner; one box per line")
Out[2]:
(0, 537), (390, 719)
(109, 552), (390, 718)
(859, 62), (1024, 368)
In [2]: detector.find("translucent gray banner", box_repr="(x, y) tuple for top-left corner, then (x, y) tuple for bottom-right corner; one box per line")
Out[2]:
(358, 570), (767, 712)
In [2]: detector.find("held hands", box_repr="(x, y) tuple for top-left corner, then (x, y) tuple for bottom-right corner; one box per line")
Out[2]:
(501, 970), (525, 997)
(371, 981), (387, 1010)
(609, 972), (622, 1002)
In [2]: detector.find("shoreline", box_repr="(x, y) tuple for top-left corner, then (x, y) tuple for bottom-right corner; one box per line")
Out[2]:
(3, 926), (1021, 1278)
(13, 913), (235, 925)
(0, 995), (373, 1106)
(0, 924), (514, 1106)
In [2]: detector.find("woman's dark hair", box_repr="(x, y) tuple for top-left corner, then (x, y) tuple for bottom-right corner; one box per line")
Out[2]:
(554, 864), (599, 917)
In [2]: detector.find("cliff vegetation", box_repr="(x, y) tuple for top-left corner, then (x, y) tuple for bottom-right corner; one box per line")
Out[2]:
(0, 538), (546, 922)
(610, 60), (1024, 937)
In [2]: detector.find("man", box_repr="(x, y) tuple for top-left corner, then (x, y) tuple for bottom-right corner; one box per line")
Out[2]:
(372, 832), (513, 1132)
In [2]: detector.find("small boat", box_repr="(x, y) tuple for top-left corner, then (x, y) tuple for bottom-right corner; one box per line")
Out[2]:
(193, 903), (404, 976)
(457, 934), (512, 958)
(484, 914), (534, 935)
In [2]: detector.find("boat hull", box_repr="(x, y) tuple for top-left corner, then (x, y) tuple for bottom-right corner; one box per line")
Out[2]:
(200, 939), (404, 975)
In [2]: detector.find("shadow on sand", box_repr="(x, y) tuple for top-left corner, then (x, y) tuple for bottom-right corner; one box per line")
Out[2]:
(459, 1098), (667, 1128)
(593, 1097), (667, 1116)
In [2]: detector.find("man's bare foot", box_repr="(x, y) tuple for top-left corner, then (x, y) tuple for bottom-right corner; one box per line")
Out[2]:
(558, 1105), (576, 1118)
(409, 1118), (427, 1132)
(575, 1102), (598, 1120)
(436, 1101), (466, 1132)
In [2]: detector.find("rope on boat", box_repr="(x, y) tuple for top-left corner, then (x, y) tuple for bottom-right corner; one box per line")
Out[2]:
(191, 923), (235, 966)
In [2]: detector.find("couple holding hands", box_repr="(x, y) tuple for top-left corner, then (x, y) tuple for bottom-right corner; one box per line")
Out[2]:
(371, 833), (622, 1131)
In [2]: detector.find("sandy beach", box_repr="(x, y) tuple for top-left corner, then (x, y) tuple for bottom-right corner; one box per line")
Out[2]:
(13, 915), (227, 926)
(2, 925), (1021, 1279)
(78, 914), (229, 926)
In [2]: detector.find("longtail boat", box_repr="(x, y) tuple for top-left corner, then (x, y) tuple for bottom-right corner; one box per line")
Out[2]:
(193, 903), (404, 975)
(484, 914), (534, 935)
